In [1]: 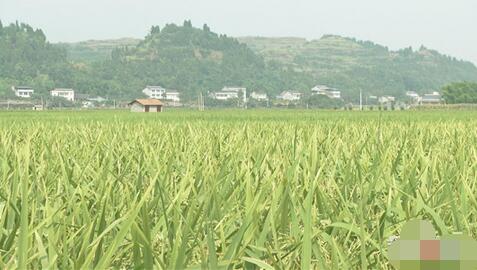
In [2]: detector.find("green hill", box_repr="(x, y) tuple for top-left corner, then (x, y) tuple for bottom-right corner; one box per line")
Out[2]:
(57, 38), (141, 62)
(0, 21), (72, 97)
(88, 22), (311, 100)
(238, 35), (477, 99)
(2, 20), (477, 102)
(0, 21), (309, 100)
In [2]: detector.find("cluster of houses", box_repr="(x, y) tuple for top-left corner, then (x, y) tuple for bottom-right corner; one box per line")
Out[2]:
(11, 86), (108, 108)
(370, 91), (442, 107)
(129, 85), (183, 113)
(142, 86), (181, 103)
(12, 86), (80, 102)
(208, 85), (343, 102)
(12, 86), (79, 102)
(10, 84), (444, 112)
(405, 91), (442, 105)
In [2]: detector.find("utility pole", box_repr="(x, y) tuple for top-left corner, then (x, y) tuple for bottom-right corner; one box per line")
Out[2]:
(198, 92), (205, 111)
(359, 89), (363, 110)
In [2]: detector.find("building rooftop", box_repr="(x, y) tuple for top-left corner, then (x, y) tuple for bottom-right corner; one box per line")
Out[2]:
(13, 86), (34, 90)
(51, 88), (74, 92)
(129, 99), (163, 106)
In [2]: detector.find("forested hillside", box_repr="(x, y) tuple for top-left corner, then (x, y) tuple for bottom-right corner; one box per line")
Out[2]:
(2, 20), (477, 101)
(57, 38), (140, 62)
(238, 36), (477, 99)
(0, 21), (310, 100)
(95, 21), (312, 100)
(0, 21), (72, 97)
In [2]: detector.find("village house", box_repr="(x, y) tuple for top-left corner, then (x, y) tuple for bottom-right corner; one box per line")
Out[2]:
(406, 91), (421, 104)
(378, 96), (396, 104)
(421, 92), (442, 104)
(142, 86), (166, 99)
(12, 86), (34, 98)
(250, 92), (268, 101)
(50, 88), (75, 102)
(311, 85), (341, 99)
(277, 91), (302, 101)
(88, 96), (107, 103)
(212, 87), (246, 101)
(165, 91), (181, 102)
(212, 91), (238, 100)
(129, 99), (163, 113)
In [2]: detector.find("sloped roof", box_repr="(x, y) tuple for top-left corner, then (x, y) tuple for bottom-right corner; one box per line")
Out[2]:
(14, 86), (34, 90)
(129, 99), (163, 106)
(51, 88), (74, 92)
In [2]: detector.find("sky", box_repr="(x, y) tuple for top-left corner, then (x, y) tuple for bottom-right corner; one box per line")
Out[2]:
(1, 0), (476, 64)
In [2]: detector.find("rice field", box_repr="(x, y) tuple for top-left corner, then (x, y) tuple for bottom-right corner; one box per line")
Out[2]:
(1, 109), (476, 269)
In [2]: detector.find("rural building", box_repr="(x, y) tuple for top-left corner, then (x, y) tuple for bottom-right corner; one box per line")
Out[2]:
(32, 104), (45, 111)
(82, 101), (94, 108)
(222, 86), (246, 93)
(212, 87), (246, 101)
(213, 91), (239, 100)
(142, 86), (166, 99)
(379, 96), (396, 104)
(129, 99), (163, 112)
(12, 86), (34, 98)
(421, 92), (442, 104)
(250, 92), (268, 101)
(311, 85), (341, 99)
(165, 91), (181, 102)
(277, 91), (302, 101)
(50, 88), (75, 101)
(88, 96), (107, 102)
(406, 91), (421, 104)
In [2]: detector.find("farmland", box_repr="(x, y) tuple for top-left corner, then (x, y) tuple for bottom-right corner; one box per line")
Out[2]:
(1, 110), (476, 269)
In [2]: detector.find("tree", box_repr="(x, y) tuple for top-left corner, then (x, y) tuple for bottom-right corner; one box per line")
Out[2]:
(306, 95), (344, 109)
(149, 25), (160, 36)
(183, 20), (192, 28)
(442, 82), (477, 104)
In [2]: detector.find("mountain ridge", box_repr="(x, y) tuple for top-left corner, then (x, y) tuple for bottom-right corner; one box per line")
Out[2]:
(60, 35), (477, 67)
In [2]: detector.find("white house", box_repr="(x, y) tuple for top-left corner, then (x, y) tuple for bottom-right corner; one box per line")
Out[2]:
(87, 96), (107, 103)
(213, 91), (239, 100)
(50, 88), (75, 102)
(406, 91), (422, 104)
(277, 91), (302, 101)
(165, 91), (181, 102)
(143, 86), (166, 99)
(222, 87), (246, 93)
(250, 92), (268, 101)
(12, 86), (34, 98)
(421, 92), (442, 104)
(378, 96), (396, 104)
(311, 85), (341, 99)
(212, 87), (245, 101)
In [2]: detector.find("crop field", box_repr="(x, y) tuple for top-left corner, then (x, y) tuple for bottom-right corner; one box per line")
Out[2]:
(1, 110), (477, 269)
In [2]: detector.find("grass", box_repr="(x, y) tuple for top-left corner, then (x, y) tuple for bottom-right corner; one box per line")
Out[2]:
(0, 109), (476, 269)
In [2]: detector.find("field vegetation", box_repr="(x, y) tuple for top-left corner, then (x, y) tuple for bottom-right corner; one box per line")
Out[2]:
(0, 110), (476, 269)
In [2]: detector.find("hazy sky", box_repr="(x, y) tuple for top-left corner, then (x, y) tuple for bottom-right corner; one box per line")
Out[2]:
(1, 0), (476, 64)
